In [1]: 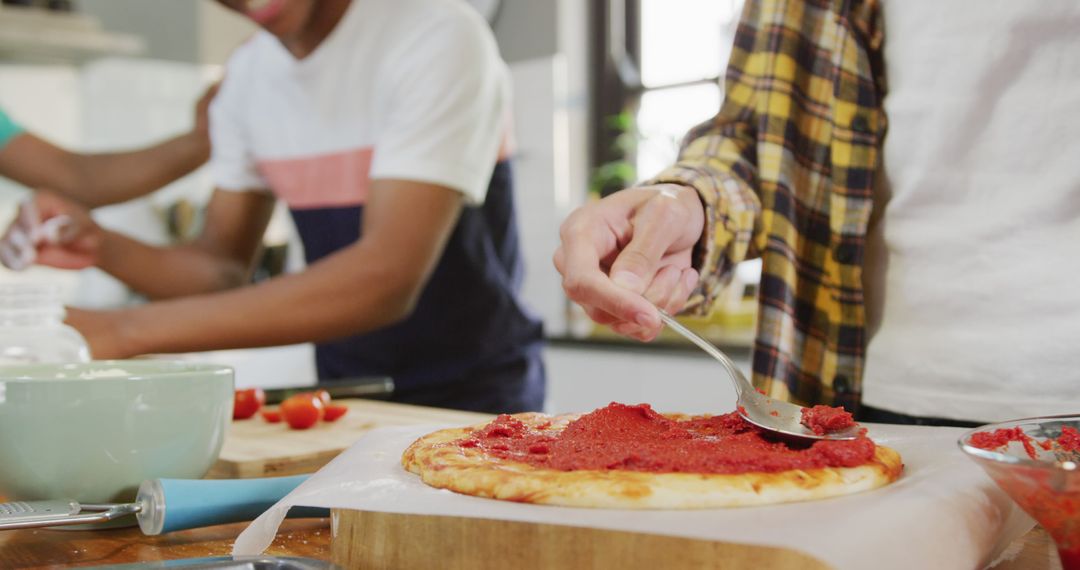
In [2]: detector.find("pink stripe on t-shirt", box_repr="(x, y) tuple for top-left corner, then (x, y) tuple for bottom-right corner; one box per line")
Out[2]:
(256, 147), (373, 210)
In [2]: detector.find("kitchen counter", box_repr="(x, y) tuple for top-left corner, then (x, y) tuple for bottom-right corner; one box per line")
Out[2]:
(0, 398), (1065, 569)
(0, 519), (329, 568)
(0, 519), (1060, 569)
(0, 399), (486, 568)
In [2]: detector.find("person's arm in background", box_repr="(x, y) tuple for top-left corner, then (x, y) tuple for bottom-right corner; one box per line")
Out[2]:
(29, 188), (274, 300)
(554, 0), (767, 341)
(0, 84), (216, 208)
(66, 179), (464, 358)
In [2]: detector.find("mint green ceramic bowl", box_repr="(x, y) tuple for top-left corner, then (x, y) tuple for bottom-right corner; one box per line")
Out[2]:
(0, 361), (233, 504)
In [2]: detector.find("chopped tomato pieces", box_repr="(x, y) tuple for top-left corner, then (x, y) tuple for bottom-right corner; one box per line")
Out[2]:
(281, 393), (324, 430)
(260, 388), (354, 429)
(323, 404), (349, 422)
(233, 388), (265, 420)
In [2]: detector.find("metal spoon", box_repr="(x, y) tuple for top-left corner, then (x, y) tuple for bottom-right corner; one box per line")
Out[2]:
(658, 311), (860, 442)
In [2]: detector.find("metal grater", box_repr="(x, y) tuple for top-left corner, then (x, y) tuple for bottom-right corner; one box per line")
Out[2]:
(0, 501), (37, 515)
(0, 499), (137, 530)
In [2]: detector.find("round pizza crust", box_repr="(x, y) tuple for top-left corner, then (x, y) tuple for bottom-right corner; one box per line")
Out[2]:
(402, 412), (904, 509)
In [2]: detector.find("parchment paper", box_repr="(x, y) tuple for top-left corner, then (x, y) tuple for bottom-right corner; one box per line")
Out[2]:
(233, 423), (1034, 569)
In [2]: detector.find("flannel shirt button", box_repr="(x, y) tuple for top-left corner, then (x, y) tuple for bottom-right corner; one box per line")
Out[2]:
(851, 115), (872, 134)
(832, 375), (852, 394)
(833, 243), (857, 264)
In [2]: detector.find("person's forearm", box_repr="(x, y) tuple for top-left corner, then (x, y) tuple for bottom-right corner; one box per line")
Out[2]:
(69, 131), (210, 207)
(0, 131), (208, 207)
(110, 243), (418, 355)
(97, 229), (249, 300)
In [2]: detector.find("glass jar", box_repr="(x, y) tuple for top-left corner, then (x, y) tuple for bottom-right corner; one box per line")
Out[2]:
(0, 283), (90, 364)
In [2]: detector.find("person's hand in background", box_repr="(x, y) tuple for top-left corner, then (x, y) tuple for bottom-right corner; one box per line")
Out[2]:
(0, 191), (102, 271)
(553, 183), (705, 341)
(0, 197), (44, 270)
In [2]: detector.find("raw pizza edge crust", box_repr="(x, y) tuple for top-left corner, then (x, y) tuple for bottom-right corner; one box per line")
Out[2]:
(401, 412), (904, 509)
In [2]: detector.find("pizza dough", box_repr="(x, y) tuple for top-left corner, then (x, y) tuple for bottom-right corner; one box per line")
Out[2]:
(403, 404), (903, 509)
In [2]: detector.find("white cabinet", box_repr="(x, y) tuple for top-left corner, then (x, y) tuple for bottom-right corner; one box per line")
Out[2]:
(0, 5), (143, 64)
(78, 0), (254, 65)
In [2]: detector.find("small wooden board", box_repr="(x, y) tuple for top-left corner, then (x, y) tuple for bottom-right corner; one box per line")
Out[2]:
(208, 400), (490, 479)
(331, 510), (832, 570)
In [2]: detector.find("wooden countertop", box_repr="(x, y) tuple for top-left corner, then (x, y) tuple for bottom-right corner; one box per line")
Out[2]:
(0, 398), (1065, 569)
(0, 399), (487, 569)
(0, 519), (330, 568)
(0, 518), (1061, 569)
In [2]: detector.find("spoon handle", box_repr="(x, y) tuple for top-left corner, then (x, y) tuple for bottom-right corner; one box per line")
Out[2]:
(657, 311), (752, 396)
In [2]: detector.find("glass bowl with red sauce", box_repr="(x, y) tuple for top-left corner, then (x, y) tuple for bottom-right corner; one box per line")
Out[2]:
(959, 415), (1080, 570)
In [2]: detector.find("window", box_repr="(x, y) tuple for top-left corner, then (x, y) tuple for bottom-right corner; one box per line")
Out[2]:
(636, 0), (742, 179)
(590, 0), (744, 193)
(585, 0), (757, 349)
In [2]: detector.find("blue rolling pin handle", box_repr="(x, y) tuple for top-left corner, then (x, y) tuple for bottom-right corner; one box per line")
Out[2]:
(150, 475), (330, 534)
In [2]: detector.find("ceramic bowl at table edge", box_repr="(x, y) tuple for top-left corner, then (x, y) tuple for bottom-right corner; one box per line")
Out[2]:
(0, 360), (234, 505)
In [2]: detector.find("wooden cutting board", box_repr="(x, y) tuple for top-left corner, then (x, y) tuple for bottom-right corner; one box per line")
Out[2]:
(331, 511), (832, 570)
(207, 399), (490, 479)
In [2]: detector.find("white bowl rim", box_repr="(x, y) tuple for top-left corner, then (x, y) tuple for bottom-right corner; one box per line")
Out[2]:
(0, 360), (233, 382)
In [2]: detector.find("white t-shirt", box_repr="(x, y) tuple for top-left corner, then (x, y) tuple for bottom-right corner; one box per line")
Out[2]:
(209, 0), (510, 208)
(864, 1), (1080, 421)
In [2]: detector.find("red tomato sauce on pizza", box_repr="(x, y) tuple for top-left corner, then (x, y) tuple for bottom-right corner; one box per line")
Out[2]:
(456, 403), (877, 474)
(1062, 548), (1080, 570)
(968, 425), (1080, 570)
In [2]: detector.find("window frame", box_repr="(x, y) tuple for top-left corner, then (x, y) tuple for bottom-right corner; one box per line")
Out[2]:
(589, 0), (726, 196)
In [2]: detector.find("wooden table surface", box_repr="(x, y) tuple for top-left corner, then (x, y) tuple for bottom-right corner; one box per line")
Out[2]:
(0, 518), (1061, 569)
(0, 395), (1065, 569)
(0, 519), (330, 569)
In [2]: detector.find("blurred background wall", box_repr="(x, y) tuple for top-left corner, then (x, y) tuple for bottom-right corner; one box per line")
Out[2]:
(0, 0), (750, 413)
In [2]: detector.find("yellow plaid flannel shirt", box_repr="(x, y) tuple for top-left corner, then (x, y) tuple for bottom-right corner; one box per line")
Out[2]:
(650, 0), (885, 410)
